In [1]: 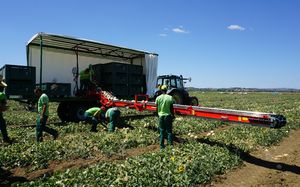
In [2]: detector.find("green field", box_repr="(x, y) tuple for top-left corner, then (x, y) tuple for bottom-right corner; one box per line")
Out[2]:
(1, 92), (300, 186)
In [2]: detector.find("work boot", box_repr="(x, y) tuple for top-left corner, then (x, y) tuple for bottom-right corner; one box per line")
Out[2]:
(90, 128), (98, 132)
(53, 133), (59, 140)
(3, 138), (12, 144)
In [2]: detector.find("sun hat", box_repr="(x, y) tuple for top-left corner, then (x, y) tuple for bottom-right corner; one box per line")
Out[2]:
(0, 75), (7, 87)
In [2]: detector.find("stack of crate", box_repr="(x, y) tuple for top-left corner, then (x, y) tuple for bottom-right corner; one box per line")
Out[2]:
(128, 65), (145, 97)
(0, 64), (36, 98)
(92, 62), (145, 98)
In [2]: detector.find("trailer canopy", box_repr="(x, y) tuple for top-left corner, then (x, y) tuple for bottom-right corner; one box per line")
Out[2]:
(26, 32), (158, 96)
(27, 32), (158, 60)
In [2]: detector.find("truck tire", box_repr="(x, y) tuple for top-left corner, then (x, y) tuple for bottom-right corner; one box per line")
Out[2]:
(169, 91), (183, 105)
(189, 97), (199, 106)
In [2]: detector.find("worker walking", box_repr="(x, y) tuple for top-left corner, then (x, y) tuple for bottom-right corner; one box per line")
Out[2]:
(155, 85), (175, 149)
(34, 88), (58, 142)
(105, 107), (121, 132)
(0, 92), (12, 144)
(84, 106), (106, 132)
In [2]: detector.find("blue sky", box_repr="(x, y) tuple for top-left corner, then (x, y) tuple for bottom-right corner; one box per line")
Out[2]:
(0, 0), (299, 88)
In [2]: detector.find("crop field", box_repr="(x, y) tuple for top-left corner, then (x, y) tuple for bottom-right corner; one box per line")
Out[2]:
(1, 92), (300, 186)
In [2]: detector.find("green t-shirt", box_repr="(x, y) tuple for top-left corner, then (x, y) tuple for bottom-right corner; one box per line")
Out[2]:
(80, 70), (90, 80)
(105, 107), (119, 118)
(86, 107), (101, 117)
(38, 93), (49, 116)
(155, 94), (174, 117)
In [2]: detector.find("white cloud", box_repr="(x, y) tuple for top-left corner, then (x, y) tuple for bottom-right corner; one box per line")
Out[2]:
(172, 26), (189, 34)
(159, 33), (167, 37)
(227, 25), (245, 31)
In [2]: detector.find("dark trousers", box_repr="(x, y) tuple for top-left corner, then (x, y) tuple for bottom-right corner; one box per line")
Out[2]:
(36, 115), (58, 142)
(80, 79), (90, 91)
(158, 115), (173, 149)
(84, 112), (99, 131)
(0, 113), (9, 141)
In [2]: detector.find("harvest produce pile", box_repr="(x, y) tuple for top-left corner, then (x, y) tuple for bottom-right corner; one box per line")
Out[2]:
(1, 92), (299, 186)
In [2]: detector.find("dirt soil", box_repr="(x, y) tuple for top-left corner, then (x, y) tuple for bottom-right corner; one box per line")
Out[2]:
(10, 144), (160, 181)
(210, 129), (300, 187)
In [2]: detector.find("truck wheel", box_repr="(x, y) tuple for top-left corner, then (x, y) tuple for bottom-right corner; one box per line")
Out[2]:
(169, 91), (183, 104)
(189, 97), (199, 106)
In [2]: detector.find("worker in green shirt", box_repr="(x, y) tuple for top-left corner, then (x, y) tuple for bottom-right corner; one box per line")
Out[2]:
(79, 65), (95, 92)
(0, 92), (12, 144)
(84, 106), (106, 132)
(79, 68), (90, 91)
(105, 107), (121, 132)
(155, 85), (175, 149)
(34, 88), (58, 142)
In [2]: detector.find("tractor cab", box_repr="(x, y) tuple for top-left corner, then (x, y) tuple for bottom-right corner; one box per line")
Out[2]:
(155, 75), (198, 106)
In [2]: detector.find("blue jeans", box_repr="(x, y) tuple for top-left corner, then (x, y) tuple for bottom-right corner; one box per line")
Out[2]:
(84, 112), (99, 131)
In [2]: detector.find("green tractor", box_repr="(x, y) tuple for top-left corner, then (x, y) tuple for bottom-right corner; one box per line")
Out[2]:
(154, 75), (199, 106)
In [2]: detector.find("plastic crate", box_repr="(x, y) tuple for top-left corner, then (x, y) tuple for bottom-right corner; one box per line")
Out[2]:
(0, 64), (36, 81)
(128, 85), (144, 96)
(39, 83), (71, 98)
(129, 74), (145, 85)
(103, 72), (128, 84)
(103, 84), (128, 97)
(103, 62), (128, 73)
(129, 65), (143, 74)
(4, 80), (35, 98)
(92, 64), (103, 85)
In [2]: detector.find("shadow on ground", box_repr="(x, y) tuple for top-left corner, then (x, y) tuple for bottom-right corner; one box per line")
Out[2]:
(197, 138), (300, 175)
(0, 167), (28, 186)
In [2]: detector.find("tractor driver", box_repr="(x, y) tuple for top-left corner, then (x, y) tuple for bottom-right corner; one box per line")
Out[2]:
(155, 85), (175, 149)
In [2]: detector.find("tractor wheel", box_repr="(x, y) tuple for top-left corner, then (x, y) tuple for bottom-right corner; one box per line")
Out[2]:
(57, 101), (69, 122)
(169, 91), (183, 104)
(71, 102), (92, 122)
(189, 97), (199, 106)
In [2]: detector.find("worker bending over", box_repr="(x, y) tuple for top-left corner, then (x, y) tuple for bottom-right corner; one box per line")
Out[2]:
(84, 107), (106, 132)
(0, 92), (12, 144)
(155, 85), (175, 149)
(105, 107), (121, 132)
(34, 88), (58, 142)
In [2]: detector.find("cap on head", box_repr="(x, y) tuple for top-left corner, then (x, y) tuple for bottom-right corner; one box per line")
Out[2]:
(160, 85), (168, 91)
(0, 92), (7, 101)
